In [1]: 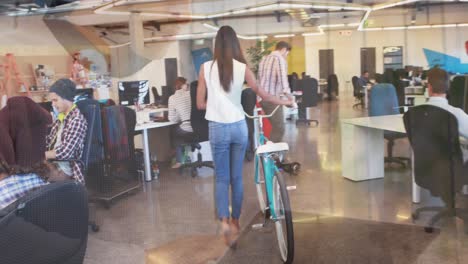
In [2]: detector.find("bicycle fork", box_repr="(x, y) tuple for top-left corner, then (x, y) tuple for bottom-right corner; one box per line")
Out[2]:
(253, 156), (279, 230)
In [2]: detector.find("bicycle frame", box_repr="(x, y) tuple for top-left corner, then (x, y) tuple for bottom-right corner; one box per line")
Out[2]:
(253, 107), (281, 220)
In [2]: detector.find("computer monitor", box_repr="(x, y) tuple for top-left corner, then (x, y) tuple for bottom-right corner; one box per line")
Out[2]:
(118, 80), (150, 106)
(160, 85), (174, 106)
(75, 88), (94, 100)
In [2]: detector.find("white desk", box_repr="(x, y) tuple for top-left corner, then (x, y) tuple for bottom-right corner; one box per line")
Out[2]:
(341, 114), (421, 203)
(135, 120), (177, 181)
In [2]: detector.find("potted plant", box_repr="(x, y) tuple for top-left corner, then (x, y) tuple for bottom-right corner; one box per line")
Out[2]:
(246, 39), (277, 75)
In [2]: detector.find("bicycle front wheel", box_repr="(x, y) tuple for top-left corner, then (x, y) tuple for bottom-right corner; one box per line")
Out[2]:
(272, 171), (294, 264)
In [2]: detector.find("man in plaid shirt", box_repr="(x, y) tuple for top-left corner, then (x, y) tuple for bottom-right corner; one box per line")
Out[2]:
(45, 79), (87, 184)
(258, 41), (294, 142)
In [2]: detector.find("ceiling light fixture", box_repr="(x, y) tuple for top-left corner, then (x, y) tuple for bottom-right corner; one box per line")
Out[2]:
(372, 0), (419, 11)
(358, 10), (372, 30)
(274, 34), (295, 38)
(109, 42), (131, 48)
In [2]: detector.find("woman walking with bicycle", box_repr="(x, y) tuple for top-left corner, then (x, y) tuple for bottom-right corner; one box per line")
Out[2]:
(196, 26), (293, 246)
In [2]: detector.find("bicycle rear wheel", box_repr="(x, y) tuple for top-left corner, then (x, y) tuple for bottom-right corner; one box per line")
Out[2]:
(272, 171), (294, 264)
(255, 155), (267, 214)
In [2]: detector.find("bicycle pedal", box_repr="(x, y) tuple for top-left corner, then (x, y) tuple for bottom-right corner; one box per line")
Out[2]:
(286, 185), (297, 191)
(251, 223), (264, 230)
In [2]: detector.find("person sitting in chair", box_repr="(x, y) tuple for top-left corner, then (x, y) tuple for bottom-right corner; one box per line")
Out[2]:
(358, 70), (371, 88)
(45, 79), (87, 184)
(0, 160), (68, 210)
(424, 68), (468, 138)
(168, 77), (193, 169)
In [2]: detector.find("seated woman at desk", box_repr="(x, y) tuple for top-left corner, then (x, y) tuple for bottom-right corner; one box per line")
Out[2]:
(168, 77), (193, 169)
(0, 160), (68, 210)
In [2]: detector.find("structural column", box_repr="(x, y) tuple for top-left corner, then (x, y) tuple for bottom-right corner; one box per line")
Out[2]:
(129, 12), (145, 78)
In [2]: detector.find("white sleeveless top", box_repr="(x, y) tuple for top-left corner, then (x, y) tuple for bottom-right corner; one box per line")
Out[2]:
(204, 59), (246, 123)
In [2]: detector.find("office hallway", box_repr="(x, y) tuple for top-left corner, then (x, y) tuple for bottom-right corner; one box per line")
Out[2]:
(85, 92), (468, 264)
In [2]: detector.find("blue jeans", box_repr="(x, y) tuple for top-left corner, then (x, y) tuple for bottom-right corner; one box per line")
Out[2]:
(209, 120), (248, 220)
(176, 146), (184, 163)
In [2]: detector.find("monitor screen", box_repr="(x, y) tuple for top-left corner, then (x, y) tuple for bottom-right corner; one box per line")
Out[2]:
(118, 80), (150, 106)
(75, 88), (94, 100)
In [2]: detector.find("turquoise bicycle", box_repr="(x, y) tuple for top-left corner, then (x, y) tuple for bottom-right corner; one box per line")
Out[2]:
(245, 105), (294, 264)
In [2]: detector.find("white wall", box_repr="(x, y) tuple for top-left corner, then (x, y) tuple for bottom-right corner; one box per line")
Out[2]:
(305, 27), (468, 91)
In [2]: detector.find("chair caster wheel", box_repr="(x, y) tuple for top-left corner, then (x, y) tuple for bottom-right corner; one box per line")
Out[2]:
(424, 227), (434, 233)
(291, 162), (301, 174)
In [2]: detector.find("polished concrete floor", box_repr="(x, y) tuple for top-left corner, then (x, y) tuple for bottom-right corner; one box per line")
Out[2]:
(84, 91), (468, 264)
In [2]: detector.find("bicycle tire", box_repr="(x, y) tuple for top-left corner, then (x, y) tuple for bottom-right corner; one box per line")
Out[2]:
(272, 171), (294, 264)
(255, 155), (267, 214)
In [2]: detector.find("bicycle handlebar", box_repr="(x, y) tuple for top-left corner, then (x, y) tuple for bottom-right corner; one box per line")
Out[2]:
(244, 105), (282, 119)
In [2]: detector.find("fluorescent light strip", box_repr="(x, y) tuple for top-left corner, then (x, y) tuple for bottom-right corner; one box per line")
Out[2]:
(301, 32), (323, 36)
(358, 10), (372, 30)
(431, 24), (457, 28)
(320, 24), (345, 28)
(362, 27), (383, 31)
(372, 0), (419, 11)
(274, 34), (295, 38)
(238, 35), (268, 40)
(202, 23), (267, 40)
(202, 23), (219, 31)
(407, 25), (432, 29)
(363, 23), (468, 31)
(383, 26), (407, 30)
(145, 32), (216, 41)
(109, 42), (131, 48)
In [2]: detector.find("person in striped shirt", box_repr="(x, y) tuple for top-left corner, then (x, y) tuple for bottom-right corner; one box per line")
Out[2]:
(258, 41), (294, 142)
(168, 77), (194, 168)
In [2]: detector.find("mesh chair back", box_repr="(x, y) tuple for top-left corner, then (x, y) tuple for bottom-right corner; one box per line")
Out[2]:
(403, 105), (466, 204)
(448, 75), (468, 112)
(190, 81), (209, 142)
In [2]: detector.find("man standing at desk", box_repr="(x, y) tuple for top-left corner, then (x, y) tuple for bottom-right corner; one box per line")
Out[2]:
(45, 79), (87, 183)
(424, 68), (468, 138)
(258, 41), (293, 143)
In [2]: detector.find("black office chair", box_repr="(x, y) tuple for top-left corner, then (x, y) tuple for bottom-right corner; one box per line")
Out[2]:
(296, 77), (319, 126)
(326, 74), (339, 100)
(241, 88), (257, 161)
(178, 81), (214, 177)
(0, 181), (89, 264)
(352, 76), (365, 109)
(404, 105), (468, 233)
(75, 100), (102, 232)
(448, 75), (468, 112)
(151, 86), (161, 105)
(96, 106), (141, 207)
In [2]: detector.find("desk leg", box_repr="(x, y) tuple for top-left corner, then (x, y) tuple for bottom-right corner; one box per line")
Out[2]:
(143, 128), (152, 182)
(411, 151), (421, 203)
(364, 88), (368, 109)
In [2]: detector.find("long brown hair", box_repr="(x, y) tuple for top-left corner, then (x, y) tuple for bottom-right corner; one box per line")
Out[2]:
(0, 160), (52, 181)
(212, 26), (247, 92)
